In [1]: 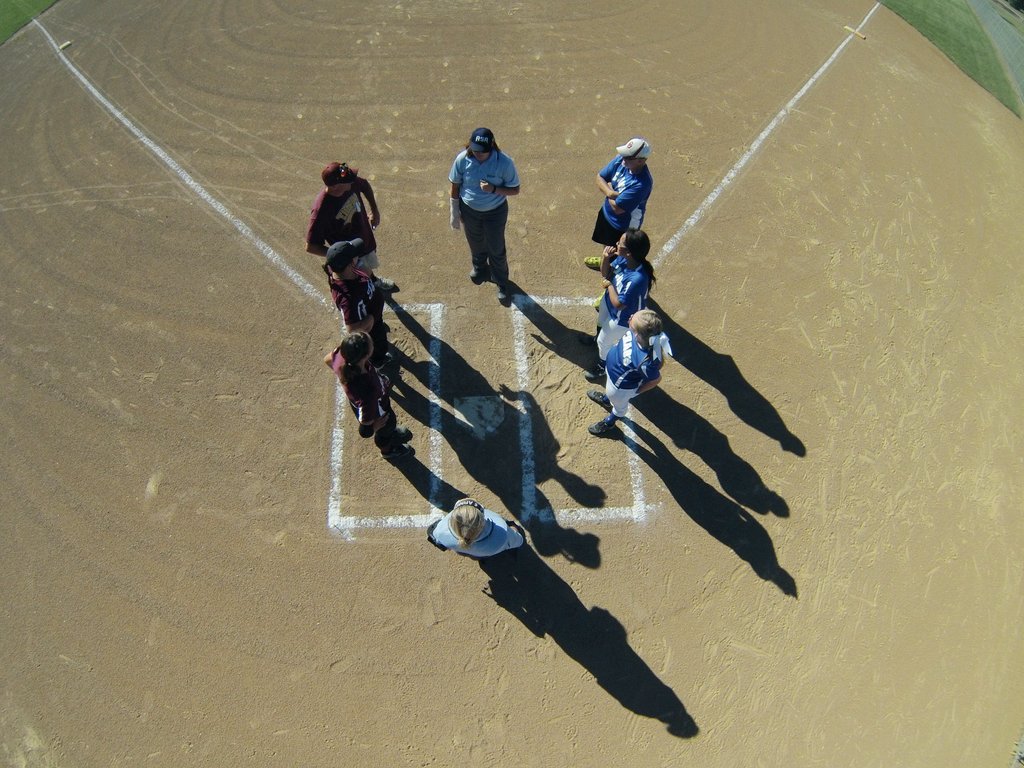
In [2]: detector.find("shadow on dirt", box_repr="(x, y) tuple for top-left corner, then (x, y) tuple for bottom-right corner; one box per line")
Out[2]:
(480, 545), (699, 738)
(632, 389), (789, 517)
(385, 301), (602, 568)
(627, 419), (797, 597)
(649, 297), (806, 457)
(509, 285), (596, 371)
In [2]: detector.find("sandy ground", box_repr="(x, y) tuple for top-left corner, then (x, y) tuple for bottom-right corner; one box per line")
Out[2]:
(2, 0), (1023, 766)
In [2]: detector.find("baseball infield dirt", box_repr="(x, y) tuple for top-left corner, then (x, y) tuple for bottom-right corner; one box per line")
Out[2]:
(1, 0), (1023, 766)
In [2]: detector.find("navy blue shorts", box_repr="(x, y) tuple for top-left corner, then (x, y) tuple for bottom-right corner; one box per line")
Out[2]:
(591, 210), (623, 247)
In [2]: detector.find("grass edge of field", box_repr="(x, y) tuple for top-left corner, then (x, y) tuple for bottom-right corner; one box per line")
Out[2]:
(882, 0), (1023, 116)
(1, 0), (60, 47)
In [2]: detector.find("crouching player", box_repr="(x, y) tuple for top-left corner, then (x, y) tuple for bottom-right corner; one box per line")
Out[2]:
(586, 309), (672, 436)
(324, 331), (413, 460)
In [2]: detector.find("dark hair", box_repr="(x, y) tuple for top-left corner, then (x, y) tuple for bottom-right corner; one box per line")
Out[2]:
(624, 228), (656, 287)
(337, 332), (371, 385)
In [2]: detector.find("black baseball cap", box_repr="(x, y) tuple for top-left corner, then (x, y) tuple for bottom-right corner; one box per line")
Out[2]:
(325, 238), (364, 273)
(468, 128), (494, 152)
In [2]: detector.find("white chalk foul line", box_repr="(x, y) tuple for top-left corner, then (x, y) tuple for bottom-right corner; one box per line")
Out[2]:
(328, 303), (446, 538)
(653, 3), (881, 268)
(41, 5), (872, 535)
(33, 20), (330, 311)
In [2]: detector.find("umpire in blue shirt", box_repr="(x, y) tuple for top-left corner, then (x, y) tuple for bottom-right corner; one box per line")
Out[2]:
(448, 127), (521, 305)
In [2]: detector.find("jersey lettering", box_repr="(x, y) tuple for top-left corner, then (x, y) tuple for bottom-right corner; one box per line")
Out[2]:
(333, 194), (361, 226)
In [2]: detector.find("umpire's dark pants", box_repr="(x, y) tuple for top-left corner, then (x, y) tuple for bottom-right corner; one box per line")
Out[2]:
(460, 200), (509, 286)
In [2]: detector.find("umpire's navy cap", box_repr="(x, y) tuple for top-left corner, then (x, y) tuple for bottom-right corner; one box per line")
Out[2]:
(468, 128), (494, 152)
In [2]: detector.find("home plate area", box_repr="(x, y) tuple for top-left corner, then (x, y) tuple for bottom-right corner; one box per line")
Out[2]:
(327, 296), (656, 540)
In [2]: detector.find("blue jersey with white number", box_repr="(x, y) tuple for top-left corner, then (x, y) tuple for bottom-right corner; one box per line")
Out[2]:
(599, 157), (653, 231)
(605, 331), (662, 391)
(601, 255), (650, 327)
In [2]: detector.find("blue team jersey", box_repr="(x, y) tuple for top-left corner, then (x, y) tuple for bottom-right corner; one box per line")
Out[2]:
(599, 157), (653, 231)
(605, 332), (662, 391)
(449, 149), (521, 212)
(601, 255), (650, 327)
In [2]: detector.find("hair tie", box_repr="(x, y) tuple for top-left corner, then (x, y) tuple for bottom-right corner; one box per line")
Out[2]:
(648, 333), (674, 361)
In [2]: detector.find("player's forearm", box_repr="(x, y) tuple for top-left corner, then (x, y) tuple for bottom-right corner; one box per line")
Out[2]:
(306, 241), (329, 258)
(346, 316), (374, 334)
(599, 246), (615, 279)
(480, 182), (519, 196)
(603, 281), (623, 308)
(596, 174), (615, 198)
(637, 376), (662, 394)
(363, 189), (381, 218)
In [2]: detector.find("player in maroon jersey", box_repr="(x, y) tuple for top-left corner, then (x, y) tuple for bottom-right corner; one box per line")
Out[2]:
(306, 161), (396, 292)
(324, 331), (413, 461)
(323, 238), (392, 367)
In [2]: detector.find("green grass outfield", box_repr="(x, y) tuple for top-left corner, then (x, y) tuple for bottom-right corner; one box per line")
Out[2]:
(1, 0), (59, 46)
(882, 0), (1022, 115)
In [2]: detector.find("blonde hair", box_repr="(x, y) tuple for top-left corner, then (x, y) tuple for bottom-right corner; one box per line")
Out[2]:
(631, 309), (663, 344)
(448, 498), (485, 548)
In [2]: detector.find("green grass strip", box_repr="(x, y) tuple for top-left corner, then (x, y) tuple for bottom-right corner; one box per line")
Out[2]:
(882, 0), (1021, 115)
(1, 0), (60, 46)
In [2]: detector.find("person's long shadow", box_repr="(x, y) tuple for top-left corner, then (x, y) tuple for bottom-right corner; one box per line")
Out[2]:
(632, 389), (789, 517)
(391, 383), (603, 568)
(499, 384), (603, 568)
(509, 285), (596, 371)
(479, 546), (699, 738)
(648, 298), (806, 457)
(627, 420), (797, 597)
(383, 451), (468, 513)
(385, 301), (602, 567)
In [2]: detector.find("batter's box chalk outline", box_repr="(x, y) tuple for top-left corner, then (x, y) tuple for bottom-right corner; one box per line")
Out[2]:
(328, 295), (656, 540)
(328, 302), (445, 540)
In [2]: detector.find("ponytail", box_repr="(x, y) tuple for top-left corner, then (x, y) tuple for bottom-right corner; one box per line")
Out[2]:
(623, 228), (655, 289)
(640, 259), (656, 288)
(449, 499), (486, 548)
